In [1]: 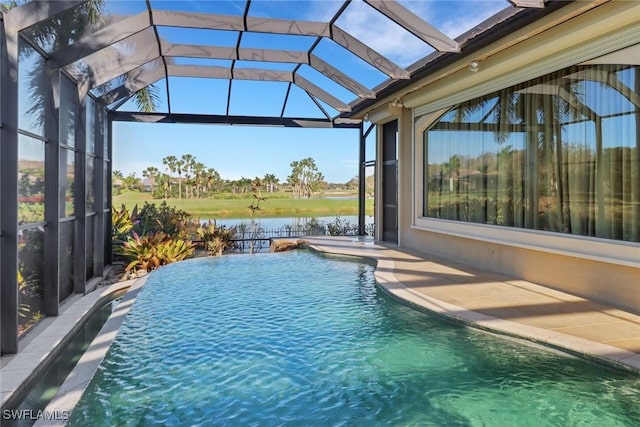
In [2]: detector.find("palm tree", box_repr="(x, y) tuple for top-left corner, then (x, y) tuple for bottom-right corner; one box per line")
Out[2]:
(156, 173), (171, 200)
(238, 177), (252, 194)
(263, 173), (279, 193)
(162, 155), (177, 197)
(205, 168), (221, 197)
(180, 154), (195, 199)
(192, 161), (205, 199)
(175, 159), (185, 199)
(141, 166), (159, 193)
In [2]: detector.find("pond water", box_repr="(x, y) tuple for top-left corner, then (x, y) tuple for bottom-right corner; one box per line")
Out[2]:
(69, 251), (639, 426)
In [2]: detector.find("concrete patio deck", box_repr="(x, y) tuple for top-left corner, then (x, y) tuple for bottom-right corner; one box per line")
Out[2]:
(304, 236), (640, 373)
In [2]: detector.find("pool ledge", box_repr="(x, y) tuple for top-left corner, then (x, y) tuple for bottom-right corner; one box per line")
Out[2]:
(304, 236), (640, 374)
(0, 277), (138, 410)
(30, 275), (148, 427)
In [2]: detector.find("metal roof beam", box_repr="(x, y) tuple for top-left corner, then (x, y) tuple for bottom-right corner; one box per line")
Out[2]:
(294, 75), (351, 112)
(149, 10), (407, 81)
(161, 42), (309, 64)
(162, 42), (370, 99)
(167, 64), (231, 79)
(167, 64), (349, 111)
(67, 27), (161, 91)
(110, 111), (360, 128)
(306, 92), (332, 120)
(162, 43), (236, 60)
(233, 68), (293, 82)
(100, 58), (165, 105)
(238, 47), (308, 63)
(330, 25), (409, 79)
(116, 61), (350, 113)
(4, 0), (87, 31)
(47, 11), (151, 69)
(364, 0), (459, 52)
(309, 54), (375, 98)
(245, 16), (330, 37)
(152, 10), (331, 37)
(152, 10), (244, 31)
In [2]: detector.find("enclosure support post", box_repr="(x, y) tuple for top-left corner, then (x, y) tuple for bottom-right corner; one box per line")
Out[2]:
(0, 20), (19, 354)
(358, 123), (366, 236)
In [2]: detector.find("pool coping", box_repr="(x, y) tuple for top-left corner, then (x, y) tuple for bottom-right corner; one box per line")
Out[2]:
(30, 275), (148, 427)
(304, 237), (640, 374)
(3, 237), (638, 424)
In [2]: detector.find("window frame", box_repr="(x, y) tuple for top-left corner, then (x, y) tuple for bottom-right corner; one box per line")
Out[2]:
(412, 68), (640, 268)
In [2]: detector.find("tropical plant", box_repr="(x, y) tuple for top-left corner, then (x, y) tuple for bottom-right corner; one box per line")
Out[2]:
(17, 271), (31, 319)
(196, 221), (237, 256)
(327, 216), (358, 236)
(133, 202), (192, 237)
(112, 204), (137, 241)
(118, 232), (194, 273)
(304, 218), (325, 235)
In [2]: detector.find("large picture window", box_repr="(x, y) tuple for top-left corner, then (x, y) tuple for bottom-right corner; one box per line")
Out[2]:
(423, 64), (640, 242)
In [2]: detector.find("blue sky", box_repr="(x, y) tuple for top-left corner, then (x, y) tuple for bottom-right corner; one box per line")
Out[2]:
(111, 0), (508, 183)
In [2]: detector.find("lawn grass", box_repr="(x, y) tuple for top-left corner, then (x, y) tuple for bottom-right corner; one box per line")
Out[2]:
(113, 191), (374, 218)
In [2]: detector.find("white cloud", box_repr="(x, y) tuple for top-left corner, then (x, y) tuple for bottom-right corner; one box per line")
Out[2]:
(335, 0), (509, 67)
(437, 2), (508, 38)
(337, 1), (431, 67)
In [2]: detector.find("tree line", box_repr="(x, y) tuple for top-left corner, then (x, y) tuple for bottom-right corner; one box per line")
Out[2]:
(113, 154), (348, 199)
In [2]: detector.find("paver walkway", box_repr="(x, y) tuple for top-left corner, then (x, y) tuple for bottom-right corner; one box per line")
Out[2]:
(304, 236), (640, 372)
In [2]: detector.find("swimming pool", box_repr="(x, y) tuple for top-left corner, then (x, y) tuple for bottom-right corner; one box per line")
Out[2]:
(69, 251), (639, 426)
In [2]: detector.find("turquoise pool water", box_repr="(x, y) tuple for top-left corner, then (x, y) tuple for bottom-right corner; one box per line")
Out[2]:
(69, 251), (639, 426)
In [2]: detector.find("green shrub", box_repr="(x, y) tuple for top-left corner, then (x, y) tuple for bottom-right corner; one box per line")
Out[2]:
(133, 202), (192, 237)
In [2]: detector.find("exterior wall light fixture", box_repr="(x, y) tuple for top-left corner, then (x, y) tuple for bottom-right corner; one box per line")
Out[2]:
(391, 98), (404, 108)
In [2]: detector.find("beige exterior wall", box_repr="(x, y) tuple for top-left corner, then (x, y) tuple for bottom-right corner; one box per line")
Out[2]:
(399, 228), (640, 315)
(370, 1), (640, 313)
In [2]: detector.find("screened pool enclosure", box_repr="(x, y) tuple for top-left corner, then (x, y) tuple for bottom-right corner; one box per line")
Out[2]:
(1, 0), (562, 354)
